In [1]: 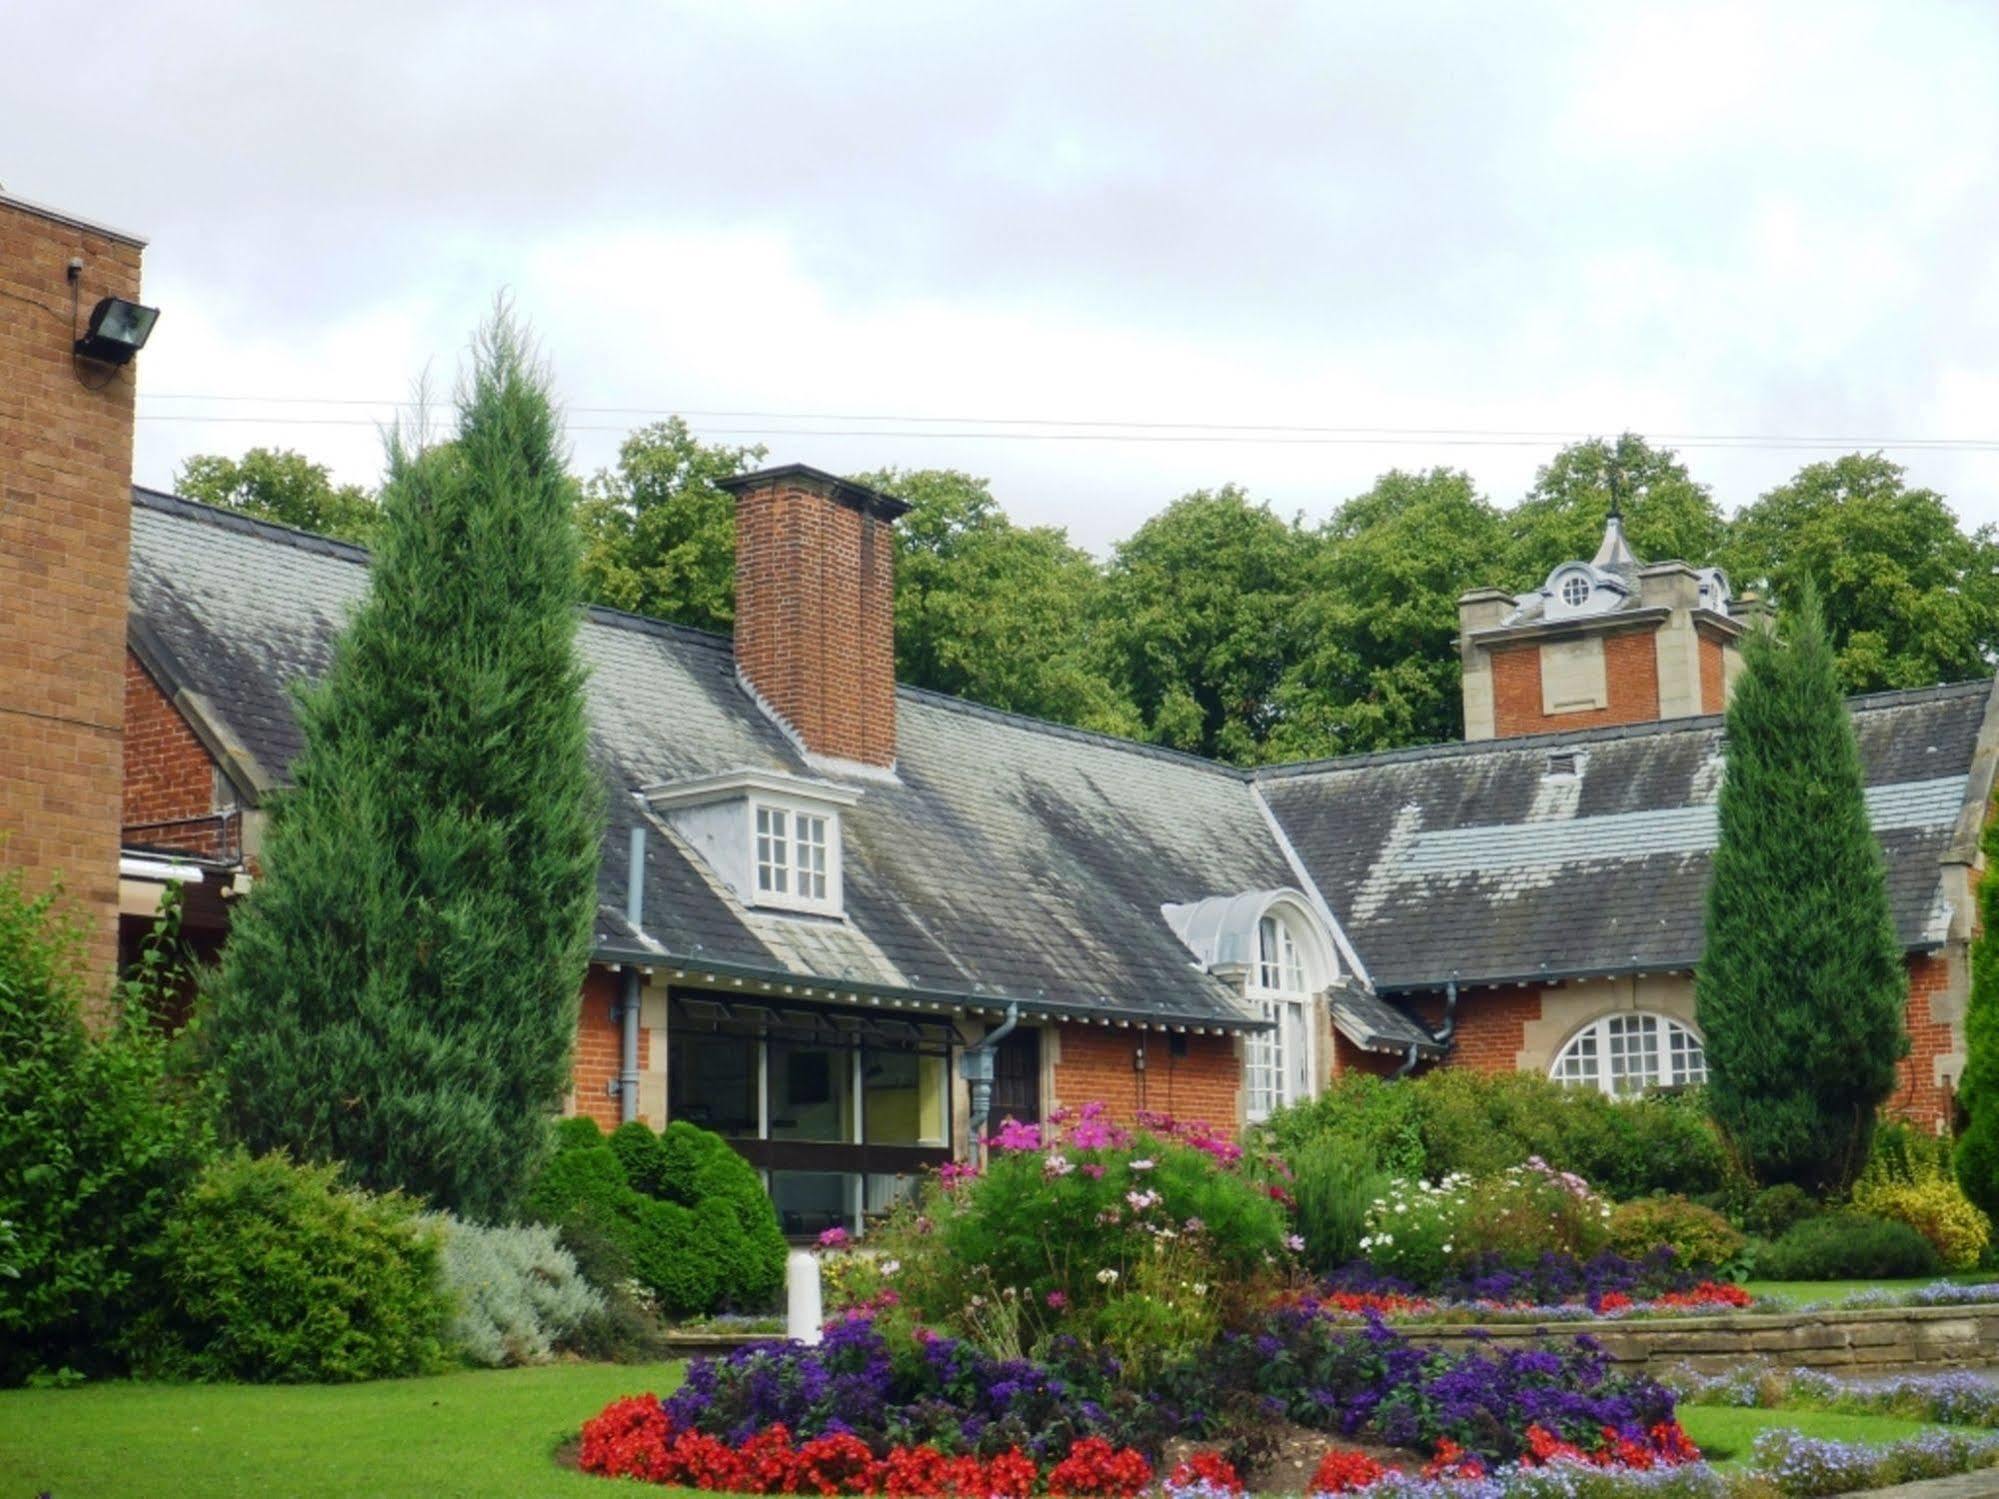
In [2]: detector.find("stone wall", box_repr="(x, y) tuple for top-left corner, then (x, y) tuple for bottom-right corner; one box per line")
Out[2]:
(1402, 1304), (1999, 1374)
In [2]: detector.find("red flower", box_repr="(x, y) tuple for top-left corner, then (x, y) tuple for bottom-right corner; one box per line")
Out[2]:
(1168, 1451), (1243, 1493)
(984, 1447), (1039, 1499)
(1421, 1440), (1486, 1480)
(795, 1432), (881, 1495)
(1047, 1436), (1153, 1497)
(1308, 1448), (1389, 1494)
(1655, 1281), (1753, 1310)
(578, 1395), (678, 1481)
(1595, 1291), (1634, 1313)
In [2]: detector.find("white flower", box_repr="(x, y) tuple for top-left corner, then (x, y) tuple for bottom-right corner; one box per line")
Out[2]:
(1096, 1267), (1119, 1284)
(1394, 1202), (1407, 1213)
(1442, 1244), (1453, 1255)
(1192, 1282), (1209, 1297)
(1130, 1158), (1155, 1172)
(1043, 1151), (1075, 1178)
(881, 1259), (901, 1277)
(1285, 1233), (1306, 1253)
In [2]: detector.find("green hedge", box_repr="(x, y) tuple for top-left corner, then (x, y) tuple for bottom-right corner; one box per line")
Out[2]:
(528, 1118), (784, 1317)
(1261, 1069), (1732, 1200)
(1753, 1212), (1943, 1281)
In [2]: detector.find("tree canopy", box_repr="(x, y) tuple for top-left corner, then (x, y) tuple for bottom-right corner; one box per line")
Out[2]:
(1504, 433), (1729, 587)
(175, 448), (378, 543)
(1725, 453), (1999, 693)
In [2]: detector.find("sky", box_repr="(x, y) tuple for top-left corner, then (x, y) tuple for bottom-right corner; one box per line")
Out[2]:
(8, 1), (1999, 556)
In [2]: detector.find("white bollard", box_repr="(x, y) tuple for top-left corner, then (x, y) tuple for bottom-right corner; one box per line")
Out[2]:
(786, 1248), (824, 1345)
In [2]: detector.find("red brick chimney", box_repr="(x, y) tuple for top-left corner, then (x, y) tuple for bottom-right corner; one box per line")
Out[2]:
(0, 195), (147, 985)
(720, 465), (909, 770)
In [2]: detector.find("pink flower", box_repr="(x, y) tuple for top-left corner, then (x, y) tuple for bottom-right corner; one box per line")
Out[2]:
(1046, 1290), (1069, 1310)
(816, 1226), (850, 1249)
(1081, 1163), (1106, 1180)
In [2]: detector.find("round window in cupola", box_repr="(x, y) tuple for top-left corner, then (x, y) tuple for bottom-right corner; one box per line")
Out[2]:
(1559, 573), (1591, 608)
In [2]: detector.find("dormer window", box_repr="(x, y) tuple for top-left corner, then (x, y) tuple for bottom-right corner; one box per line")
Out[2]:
(643, 768), (859, 919)
(1560, 574), (1590, 608)
(755, 801), (834, 910)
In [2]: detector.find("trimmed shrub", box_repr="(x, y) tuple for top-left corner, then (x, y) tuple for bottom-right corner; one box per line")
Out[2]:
(129, 1151), (449, 1382)
(553, 1115), (606, 1153)
(0, 873), (212, 1385)
(1853, 1176), (1992, 1272)
(528, 1122), (783, 1316)
(430, 1215), (603, 1366)
(1744, 1183), (1821, 1240)
(1289, 1137), (1387, 1274)
(1607, 1196), (1745, 1271)
(1753, 1212), (1942, 1282)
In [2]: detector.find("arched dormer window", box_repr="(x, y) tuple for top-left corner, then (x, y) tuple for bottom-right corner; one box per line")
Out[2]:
(1246, 902), (1328, 1122)
(1550, 1012), (1707, 1096)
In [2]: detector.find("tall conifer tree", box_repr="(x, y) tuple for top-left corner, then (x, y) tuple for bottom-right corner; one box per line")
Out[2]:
(1695, 580), (1906, 1192)
(1955, 823), (1999, 1218)
(205, 313), (602, 1221)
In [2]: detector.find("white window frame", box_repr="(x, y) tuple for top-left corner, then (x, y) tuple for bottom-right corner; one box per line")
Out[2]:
(749, 796), (842, 916)
(1245, 910), (1315, 1123)
(1549, 1012), (1707, 1097)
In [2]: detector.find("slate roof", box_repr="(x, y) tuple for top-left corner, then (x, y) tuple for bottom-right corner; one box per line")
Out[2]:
(1255, 684), (1995, 993)
(127, 489), (1289, 1029)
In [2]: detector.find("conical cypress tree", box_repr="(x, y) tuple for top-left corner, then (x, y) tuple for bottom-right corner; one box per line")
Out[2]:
(1956, 823), (1999, 1218)
(204, 313), (602, 1221)
(1695, 579), (1907, 1193)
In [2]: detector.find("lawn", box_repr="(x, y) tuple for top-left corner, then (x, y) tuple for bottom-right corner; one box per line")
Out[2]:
(0, 1363), (1968, 1496)
(0, 1361), (688, 1499)
(1742, 1272), (1999, 1306)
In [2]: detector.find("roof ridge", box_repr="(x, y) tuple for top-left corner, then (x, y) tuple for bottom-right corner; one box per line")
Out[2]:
(895, 683), (1253, 779)
(132, 485), (374, 564)
(1254, 676), (1997, 781)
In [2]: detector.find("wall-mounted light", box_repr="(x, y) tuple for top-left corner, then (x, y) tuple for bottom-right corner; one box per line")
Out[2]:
(73, 296), (159, 366)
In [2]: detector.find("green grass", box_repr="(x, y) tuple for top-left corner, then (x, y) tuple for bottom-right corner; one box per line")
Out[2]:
(1742, 1272), (1999, 1306)
(0, 1361), (687, 1499)
(1679, 1402), (1947, 1466)
(0, 1366), (1966, 1494)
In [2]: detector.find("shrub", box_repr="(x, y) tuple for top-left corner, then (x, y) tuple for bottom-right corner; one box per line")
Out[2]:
(1260, 1068), (1730, 1202)
(1869, 1120), (1955, 1187)
(1744, 1183), (1821, 1239)
(1753, 1211), (1943, 1282)
(553, 1114), (606, 1153)
(555, 1218), (677, 1363)
(1288, 1137), (1386, 1274)
(430, 1215), (603, 1366)
(1607, 1196), (1745, 1271)
(1853, 1176), (1992, 1272)
(128, 1151), (449, 1381)
(0, 874), (212, 1384)
(527, 1123), (783, 1316)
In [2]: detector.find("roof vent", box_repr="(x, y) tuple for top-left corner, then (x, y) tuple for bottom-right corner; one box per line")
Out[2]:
(1544, 748), (1584, 778)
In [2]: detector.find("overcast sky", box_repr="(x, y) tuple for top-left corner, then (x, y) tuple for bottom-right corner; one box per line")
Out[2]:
(9, 2), (1999, 554)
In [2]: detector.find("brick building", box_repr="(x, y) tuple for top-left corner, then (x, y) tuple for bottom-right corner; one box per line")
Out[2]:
(9, 192), (1994, 1240)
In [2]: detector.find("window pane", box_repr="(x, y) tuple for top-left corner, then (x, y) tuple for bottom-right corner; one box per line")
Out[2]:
(770, 1170), (853, 1238)
(864, 1048), (948, 1146)
(668, 1032), (758, 1136)
(1666, 1021), (1708, 1086)
(1605, 1014), (1661, 1096)
(1258, 915), (1280, 990)
(769, 1041), (854, 1142)
(1551, 1028), (1599, 1089)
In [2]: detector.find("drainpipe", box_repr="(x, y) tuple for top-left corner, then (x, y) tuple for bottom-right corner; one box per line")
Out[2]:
(960, 1002), (1020, 1167)
(1393, 979), (1458, 1079)
(619, 824), (645, 1125)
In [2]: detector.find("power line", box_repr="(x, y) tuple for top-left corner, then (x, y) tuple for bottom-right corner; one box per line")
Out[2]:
(126, 409), (1999, 454)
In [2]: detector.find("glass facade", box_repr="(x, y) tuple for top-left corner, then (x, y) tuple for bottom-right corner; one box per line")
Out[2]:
(666, 994), (954, 1237)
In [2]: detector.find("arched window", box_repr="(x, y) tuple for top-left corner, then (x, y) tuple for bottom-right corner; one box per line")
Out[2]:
(1247, 909), (1315, 1121)
(1560, 573), (1590, 608)
(1550, 1012), (1707, 1096)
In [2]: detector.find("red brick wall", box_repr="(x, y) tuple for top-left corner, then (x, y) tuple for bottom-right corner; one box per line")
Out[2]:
(123, 650), (229, 855)
(571, 966), (651, 1130)
(0, 200), (144, 984)
(1051, 1024), (1240, 1136)
(1698, 634), (1726, 715)
(1332, 1031), (1409, 1078)
(733, 472), (898, 767)
(1490, 631), (1661, 739)
(1893, 953), (1956, 1131)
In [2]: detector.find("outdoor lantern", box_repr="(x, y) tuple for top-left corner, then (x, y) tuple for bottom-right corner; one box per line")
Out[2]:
(73, 296), (160, 365)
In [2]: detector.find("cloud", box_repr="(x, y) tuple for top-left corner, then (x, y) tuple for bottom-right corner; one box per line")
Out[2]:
(8, 1), (1999, 553)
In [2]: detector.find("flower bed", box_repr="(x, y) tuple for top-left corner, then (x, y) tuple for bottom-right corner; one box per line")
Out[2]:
(1671, 1360), (1999, 1426)
(1317, 1252), (1755, 1325)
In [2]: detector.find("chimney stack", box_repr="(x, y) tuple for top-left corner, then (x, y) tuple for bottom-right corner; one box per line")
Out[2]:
(720, 465), (908, 771)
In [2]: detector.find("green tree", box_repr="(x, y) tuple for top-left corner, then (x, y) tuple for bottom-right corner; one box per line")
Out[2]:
(853, 467), (1136, 734)
(204, 312), (603, 1222)
(1269, 468), (1504, 756)
(1725, 453), (1999, 693)
(1959, 815), (1999, 1218)
(1505, 434), (1728, 584)
(1695, 580), (1908, 1193)
(576, 417), (765, 632)
(176, 448), (378, 543)
(1096, 486), (1312, 761)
